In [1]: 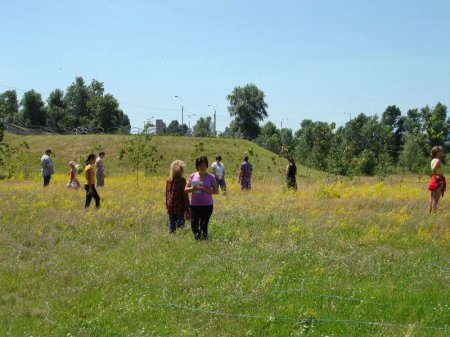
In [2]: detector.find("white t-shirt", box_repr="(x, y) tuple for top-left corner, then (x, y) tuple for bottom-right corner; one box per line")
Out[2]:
(211, 162), (224, 179)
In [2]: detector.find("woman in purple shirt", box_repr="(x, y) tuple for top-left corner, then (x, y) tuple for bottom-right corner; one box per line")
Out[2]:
(185, 156), (218, 240)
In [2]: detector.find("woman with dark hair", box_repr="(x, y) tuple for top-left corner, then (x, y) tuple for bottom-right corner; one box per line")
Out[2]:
(84, 153), (101, 209)
(286, 158), (297, 191)
(185, 156), (218, 240)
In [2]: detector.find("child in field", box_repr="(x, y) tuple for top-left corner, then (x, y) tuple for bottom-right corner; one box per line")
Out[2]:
(67, 161), (81, 190)
(428, 146), (446, 212)
(166, 160), (190, 233)
(84, 154), (101, 209)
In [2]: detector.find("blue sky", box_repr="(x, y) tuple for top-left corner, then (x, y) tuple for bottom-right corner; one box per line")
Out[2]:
(1, 0), (450, 132)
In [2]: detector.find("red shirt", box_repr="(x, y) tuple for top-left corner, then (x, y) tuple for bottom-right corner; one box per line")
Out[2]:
(166, 177), (190, 214)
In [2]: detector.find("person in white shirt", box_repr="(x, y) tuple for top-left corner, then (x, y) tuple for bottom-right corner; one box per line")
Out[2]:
(40, 149), (54, 187)
(211, 155), (226, 194)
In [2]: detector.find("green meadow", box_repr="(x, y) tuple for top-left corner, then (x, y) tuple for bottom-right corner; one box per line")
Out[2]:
(0, 133), (449, 336)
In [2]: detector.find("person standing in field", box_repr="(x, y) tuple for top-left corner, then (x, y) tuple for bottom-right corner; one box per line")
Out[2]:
(84, 154), (101, 209)
(238, 156), (252, 190)
(428, 146), (446, 212)
(40, 149), (54, 187)
(285, 157), (297, 191)
(211, 155), (226, 194)
(95, 152), (106, 187)
(67, 161), (81, 190)
(166, 160), (190, 234)
(185, 156), (218, 240)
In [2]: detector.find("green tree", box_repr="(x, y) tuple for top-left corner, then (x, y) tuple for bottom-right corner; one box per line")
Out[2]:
(20, 90), (46, 126)
(0, 90), (19, 122)
(381, 105), (403, 163)
(422, 102), (448, 148)
(46, 89), (68, 130)
(219, 120), (240, 138)
(295, 120), (335, 171)
(399, 133), (428, 174)
(88, 79), (105, 97)
(87, 94), (127, 132)
(64, 76), (89, 127)
(255, 121), (281, 153)
(165, 120), (187, 135)
(0, 141), (30, 178)
(0, 121), (4, 142)
(226, 84), (268, 140)
(403, 108), (422, 136)
(192, 116), (214, 137)
(119, 134), (163, 183)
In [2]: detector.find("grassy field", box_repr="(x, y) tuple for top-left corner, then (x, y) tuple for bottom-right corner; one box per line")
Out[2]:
(3, 132), (297, 180)
(0, 171), (449, 336)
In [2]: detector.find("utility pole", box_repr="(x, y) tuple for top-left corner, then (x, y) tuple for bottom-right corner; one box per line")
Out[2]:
(175, 95), (184, 135)
(208, 104), (217, 136)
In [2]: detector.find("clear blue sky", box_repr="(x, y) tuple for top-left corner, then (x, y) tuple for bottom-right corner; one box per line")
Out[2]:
(1, 0), (450, 132)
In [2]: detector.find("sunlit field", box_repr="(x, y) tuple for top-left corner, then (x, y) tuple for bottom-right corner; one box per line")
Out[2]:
(1, 173), (449, 336)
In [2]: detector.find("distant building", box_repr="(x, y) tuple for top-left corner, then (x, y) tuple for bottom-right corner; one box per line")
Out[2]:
(156, 119), (165, 134)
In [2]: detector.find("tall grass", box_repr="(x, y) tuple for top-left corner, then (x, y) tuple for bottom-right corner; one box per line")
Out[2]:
(0, 174), (449, 336)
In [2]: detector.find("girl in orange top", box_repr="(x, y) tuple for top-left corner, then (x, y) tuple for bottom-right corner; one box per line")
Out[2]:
(84, 154), (100, 209)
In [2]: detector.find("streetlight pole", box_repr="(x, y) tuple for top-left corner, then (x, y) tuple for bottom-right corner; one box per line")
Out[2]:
(208, 104), (217, 136)
(188, 113), (196, 135)
(174, 95), (184, 135)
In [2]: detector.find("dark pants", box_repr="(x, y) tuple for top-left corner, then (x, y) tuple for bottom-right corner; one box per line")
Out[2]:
(84, 184), (100, 208)
(216, 177), (227, 192)
(43, 175), (51, 187)
(190, 205), (213, 239)
(168, 213), (185, 233)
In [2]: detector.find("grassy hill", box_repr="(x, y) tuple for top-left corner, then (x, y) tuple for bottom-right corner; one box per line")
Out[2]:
(4, 131), (319, 182)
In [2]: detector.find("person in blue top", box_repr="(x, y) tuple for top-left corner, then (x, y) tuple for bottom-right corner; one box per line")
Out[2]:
(40, 149), (54, 187)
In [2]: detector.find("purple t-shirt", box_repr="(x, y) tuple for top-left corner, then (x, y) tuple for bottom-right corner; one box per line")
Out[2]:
(188, 172), (215, 206)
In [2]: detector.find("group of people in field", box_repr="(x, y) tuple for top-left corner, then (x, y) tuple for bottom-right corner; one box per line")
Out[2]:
(40, 150), (106, 209)
(165, 155), (264, 239)
(40, 144), (445, 240)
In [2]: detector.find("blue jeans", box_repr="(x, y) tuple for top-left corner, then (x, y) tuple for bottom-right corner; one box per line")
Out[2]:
(168, 213), (185, 232)
(216, 177), (227, 192)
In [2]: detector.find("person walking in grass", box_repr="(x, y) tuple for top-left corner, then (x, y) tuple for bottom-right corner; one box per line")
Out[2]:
(211, 155), (226, 194)
(40, 149), (54, 187)
(84, 154), (100, 209)
(238, 156), (252, 190)
(285, 157), (298, 191)
(185, 156), (218, 240)
(67, 161), (81, 190)
(95, 152), (106, 187)
(428, 145), (446, 212)
(166, 160), (190, 234)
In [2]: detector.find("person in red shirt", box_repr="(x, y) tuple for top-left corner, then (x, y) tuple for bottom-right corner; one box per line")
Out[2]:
(166, 160), (190, 233)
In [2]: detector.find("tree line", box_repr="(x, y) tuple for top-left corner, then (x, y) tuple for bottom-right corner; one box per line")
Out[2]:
(0, 76), (131, 133)
(217, 84), (449, 176)
(2, 80), (449, 177)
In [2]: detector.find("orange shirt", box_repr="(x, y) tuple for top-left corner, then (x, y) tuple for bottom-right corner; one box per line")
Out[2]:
(85, 164), (96, 185)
